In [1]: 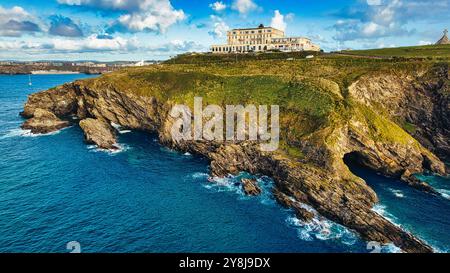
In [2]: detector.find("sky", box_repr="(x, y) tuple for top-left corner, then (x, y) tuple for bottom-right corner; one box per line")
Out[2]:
(0, 0), (449, 61)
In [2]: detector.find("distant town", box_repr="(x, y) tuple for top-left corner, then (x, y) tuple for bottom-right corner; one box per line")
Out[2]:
(0, 60), (162, 75)
(1, 28), (448, 76)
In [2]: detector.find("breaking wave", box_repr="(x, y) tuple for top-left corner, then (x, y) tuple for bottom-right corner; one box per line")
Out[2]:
(438, 189), (450, 200)
(111, 122), (131, 134)
(201, 173), (276, 206)
(388, 188), (405, 198)
(87, 143), (131, 155)
(372, 204), (400, 227)
(0, 128), (63, 140)
(285, 205), (358, 246)
(191, 172), (209, 179)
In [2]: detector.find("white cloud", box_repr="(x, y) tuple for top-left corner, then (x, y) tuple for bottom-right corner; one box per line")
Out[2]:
(418, 40), (432, 46)
(231, 0), (258, 14)
(0, 35), (204, 55)
(148, 40), (205, 52)
(208, 15), (230, 39)
(58, 0), (186, 33)
(209, 1), (227, 12)
(332, 0), (450, 42)
(0, 5), (41, 37)
(116, 8), (185, 33)
(49, 35), (140, 52)
(270, 10), (287, 32)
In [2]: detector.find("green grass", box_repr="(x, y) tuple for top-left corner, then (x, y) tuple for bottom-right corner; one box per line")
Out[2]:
(402, 122), (417, 134)
(83, 49), (448, 159)
(166, 51), (322, 64)
(340, 44), (450, 59)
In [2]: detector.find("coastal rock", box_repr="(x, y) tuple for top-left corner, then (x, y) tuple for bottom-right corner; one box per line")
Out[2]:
(20, 65), (448, 253)
(207, 143), (433, 253)
(349, 64), (450, 164)
(79, 118), (117, 150)
(274, 190), (314, 222)
(20, 83), (78, 118)
(21, 108), (69, 134)
(241, 178), (262, 196)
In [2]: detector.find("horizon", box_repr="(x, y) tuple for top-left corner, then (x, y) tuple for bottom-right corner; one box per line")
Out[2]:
(0, 0), (449, 61)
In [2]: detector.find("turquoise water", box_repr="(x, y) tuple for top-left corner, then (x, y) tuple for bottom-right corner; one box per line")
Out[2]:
(345, 159), (450, 253)
(0, 74), (448, 253)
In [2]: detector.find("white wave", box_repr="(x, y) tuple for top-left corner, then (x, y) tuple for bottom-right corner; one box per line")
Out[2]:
(184, 152), (192, 156)
(372, 204), (401, 227)
(87, 143), (130, 155)
(191, 172), (209, 179)
(205, 176), (243, 195)
(111, 122), (121, 130)
(380, 243), (402, 253)
(203, 174), (276, 205)
(388, 188), (405, 198)
(0, 128), (63, 139)
(110, 122), (131, 134)
(437, 189), (450, 200)
(286, 214), (358, 245)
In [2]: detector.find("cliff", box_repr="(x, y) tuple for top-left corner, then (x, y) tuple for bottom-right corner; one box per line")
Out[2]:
(20, 57), (449, 253)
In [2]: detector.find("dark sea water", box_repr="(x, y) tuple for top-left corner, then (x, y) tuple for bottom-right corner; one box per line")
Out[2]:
(0, 74), (448, 253)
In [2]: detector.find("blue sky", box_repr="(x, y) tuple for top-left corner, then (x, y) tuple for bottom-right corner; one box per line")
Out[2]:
(0, 0), (448, 61)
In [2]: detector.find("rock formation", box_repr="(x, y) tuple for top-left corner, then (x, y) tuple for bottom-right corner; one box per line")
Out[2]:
(349, 64), (450, 163)
(79, 118), (117, 150)
(21, 108), (69, 134)
(19, 63), (449, 253)
(241, 178), (262, 196)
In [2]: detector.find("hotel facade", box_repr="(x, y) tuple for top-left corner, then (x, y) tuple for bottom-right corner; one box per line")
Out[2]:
(211, 24), (320, 54)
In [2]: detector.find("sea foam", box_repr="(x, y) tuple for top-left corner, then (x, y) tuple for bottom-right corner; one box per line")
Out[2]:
(202, 173), (276, 205)
(285, 203), (358, 245)
(0, 128), (64, 140)
(87, 143), (130, 155)
(388, 188), (405, 198)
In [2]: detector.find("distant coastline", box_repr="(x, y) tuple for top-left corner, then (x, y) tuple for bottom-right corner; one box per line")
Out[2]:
(0, 60), (160, 75)
(30, 70), (81, 75)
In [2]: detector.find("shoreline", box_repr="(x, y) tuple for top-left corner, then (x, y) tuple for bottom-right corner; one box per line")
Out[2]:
(31, 70), (81, 75)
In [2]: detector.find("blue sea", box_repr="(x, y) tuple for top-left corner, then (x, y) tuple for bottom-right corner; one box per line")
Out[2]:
(0, 74), (448, 253)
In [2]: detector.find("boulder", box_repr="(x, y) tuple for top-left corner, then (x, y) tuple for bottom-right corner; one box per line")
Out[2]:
(241, 178), (262, 196)
(79, 118), (117, 150)
(21, 108), (70, 134)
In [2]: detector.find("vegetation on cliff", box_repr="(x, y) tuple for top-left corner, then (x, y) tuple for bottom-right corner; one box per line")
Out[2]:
(340, 44), (450, 59)
(85, 53), (447, 161)
(21, 49), (449, 252)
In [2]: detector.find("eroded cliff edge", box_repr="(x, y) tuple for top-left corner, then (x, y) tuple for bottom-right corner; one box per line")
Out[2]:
(20, 61), (449, 253)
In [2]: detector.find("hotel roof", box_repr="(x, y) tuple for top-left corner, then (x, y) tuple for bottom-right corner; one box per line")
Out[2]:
(229, 24), (283, 32)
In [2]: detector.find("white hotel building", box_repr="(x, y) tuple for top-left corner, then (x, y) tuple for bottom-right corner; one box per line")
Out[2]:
(211, 24), (320, 54)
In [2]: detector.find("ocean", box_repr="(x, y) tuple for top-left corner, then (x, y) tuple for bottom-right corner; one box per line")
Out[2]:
(0, 74), (448, 253)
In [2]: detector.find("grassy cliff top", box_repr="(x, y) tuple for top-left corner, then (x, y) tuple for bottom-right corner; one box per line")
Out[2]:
(340, 44), (450, 59)
(83, 50), (448, 158)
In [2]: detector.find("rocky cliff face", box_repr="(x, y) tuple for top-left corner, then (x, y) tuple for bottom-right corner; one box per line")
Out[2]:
(349, 63), (450, 162)
(19, 67), (449, 253)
